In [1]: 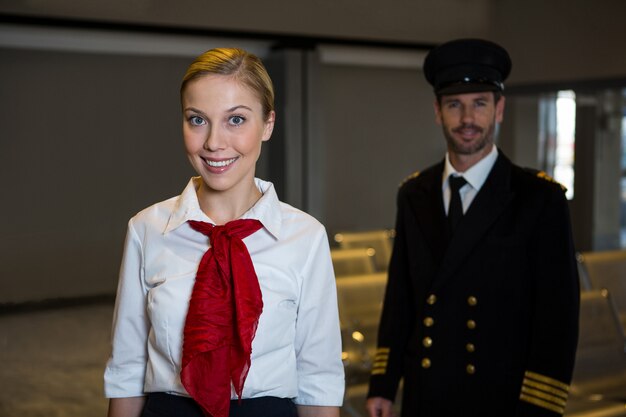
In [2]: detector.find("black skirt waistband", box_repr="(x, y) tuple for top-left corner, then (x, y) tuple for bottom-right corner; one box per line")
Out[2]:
(141, 392), (297, 417)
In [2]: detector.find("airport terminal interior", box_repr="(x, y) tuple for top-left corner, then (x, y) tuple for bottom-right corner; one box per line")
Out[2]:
(1, 1), (626, 416)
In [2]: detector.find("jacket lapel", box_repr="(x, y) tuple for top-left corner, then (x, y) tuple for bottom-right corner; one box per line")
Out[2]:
(433, 153), (515, 291)
(406, 162), (449, 269)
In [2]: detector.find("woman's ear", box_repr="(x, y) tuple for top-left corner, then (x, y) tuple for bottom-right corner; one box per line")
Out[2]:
(262, 111), (275, 142)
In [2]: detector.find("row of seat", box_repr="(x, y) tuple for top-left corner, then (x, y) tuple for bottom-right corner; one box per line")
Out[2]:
(331, 229), (394, 276)
(578, 249), (626, 333)
(331, 235), (626, 417)
(569, 249), (626, 416)
(330, 230), (392, 416)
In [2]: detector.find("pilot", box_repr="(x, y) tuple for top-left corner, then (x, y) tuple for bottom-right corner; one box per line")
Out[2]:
(366, 38), (580, 417)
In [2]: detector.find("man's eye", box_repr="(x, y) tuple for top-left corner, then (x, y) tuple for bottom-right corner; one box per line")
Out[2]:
(189, 116), (205, 126)
(229, 115), (245, 126)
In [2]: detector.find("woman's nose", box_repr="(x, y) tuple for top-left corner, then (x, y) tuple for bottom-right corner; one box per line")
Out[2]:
(204, 127), (227, 151)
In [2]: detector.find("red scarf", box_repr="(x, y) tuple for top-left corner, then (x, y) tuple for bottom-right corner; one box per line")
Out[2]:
(181, 219), (263, 417)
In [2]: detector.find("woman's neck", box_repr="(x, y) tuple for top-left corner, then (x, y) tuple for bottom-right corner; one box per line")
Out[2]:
(196, 180), (262, 225)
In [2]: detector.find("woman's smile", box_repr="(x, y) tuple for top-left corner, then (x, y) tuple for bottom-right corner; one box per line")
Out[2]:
(202, 156), (239, 172)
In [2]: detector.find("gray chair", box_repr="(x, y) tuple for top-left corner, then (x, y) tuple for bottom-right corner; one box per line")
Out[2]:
(576, 252), (593, 291)
(331, 248), (377, 277)
(336, 272), (405, 417)
(336, 273), (387, 383)
(566, 289), (626, 415)
(334, 229), (394, 272)
(578, 249), (626, 332)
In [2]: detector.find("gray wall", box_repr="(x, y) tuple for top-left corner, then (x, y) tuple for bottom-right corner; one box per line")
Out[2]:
(309, 61), (445, 235)
(2, 0), (626, 303)
(491, 0), (626, 85)
(0, 0), (491, 44)
(0, 48), (195, 302)
(3, 0), (626, 84)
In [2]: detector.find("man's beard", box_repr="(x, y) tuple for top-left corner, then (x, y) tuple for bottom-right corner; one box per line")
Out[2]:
(443, 122), (496, 155)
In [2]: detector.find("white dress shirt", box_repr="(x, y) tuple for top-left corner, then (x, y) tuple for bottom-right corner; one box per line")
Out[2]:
(104, 177), (345, 406)
(442, 145), (499, 214)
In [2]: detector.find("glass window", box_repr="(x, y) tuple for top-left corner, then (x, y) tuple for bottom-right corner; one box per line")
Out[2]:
(555, 91), (576, 199)
(620, 89), (626, 244)
(538, 90), (576, 200)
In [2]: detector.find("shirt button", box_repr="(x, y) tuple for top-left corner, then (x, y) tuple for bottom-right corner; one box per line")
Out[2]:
(466, 364), (476, 374)
(427, 294), (437, 305)
(423, 317), (434, 327)
(421, 358), (431, 368)
(466, 343), (475, 353)
(467, 319), (476, 330)
(467, 296), (478, 306)
(423, 337), (433, 348)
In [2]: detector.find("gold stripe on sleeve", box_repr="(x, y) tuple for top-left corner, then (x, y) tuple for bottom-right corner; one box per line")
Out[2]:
(521, 386), (567, 407)
(371, 347), (391, 375)
(524, 371), (570, 392)
(522, 379), (568, 400)
(520, 394), (565, 415)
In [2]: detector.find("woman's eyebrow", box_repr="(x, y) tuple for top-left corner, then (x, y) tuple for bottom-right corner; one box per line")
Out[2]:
(183, 105), (253, 114)
(226, 105), (253, 112)
(183, 106), (206, 115)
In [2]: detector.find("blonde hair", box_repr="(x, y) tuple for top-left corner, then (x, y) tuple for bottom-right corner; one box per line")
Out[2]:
(181, 48), (275, 120)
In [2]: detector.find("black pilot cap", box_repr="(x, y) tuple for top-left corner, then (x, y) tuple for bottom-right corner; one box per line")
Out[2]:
(423, 38), (512, 95)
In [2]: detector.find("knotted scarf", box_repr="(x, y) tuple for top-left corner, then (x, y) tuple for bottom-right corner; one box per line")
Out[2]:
(181, 219), (264, 417)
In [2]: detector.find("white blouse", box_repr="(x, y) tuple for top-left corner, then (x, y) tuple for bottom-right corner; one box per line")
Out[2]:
(104, 177), (345, 406)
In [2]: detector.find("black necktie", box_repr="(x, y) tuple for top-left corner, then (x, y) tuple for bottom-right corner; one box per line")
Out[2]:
(448, 175), (467, 233)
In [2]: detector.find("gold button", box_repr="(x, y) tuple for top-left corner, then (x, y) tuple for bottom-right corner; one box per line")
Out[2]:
(466, 364), (476, 374)
(467, 320), (476, 329)
(427, 294), (437, 305)
(421, 358), (431, 368)
(423, 317), (434, 327)
(467, 296), (478, 306)
(466, 343), (475, 353)
(423, 337), (433, 348)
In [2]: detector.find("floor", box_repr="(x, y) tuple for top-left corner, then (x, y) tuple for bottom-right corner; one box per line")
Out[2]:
(0, 302), (113, 417)
(1, 300), (625, 417)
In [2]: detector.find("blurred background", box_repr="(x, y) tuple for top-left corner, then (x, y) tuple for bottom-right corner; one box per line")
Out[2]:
(1, 0), (625, 416)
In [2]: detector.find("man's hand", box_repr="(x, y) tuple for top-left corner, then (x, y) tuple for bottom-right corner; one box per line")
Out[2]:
(366, 397), (394, 417)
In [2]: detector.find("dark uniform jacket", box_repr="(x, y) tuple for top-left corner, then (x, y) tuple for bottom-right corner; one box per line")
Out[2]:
(367, 151), (580, 416)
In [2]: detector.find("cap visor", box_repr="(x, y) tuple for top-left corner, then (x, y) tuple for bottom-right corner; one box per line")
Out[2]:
(437, 82), (501, 95)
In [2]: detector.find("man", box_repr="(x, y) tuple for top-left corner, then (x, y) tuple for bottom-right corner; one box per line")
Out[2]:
(366, 39), (579, 417)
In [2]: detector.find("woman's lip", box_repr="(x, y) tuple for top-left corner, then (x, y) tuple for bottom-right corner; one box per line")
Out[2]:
(201, 156), (238, 173)
(203, 157), (238, 168)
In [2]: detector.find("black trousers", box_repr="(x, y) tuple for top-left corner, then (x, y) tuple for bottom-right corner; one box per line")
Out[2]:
(141, 393), (298, 417)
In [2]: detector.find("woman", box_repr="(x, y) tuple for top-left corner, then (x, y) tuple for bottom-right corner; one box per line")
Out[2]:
(104, 48), (344, 417)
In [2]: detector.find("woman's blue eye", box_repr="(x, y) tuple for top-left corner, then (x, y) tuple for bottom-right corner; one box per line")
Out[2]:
(229, 115), (245, 126)
(190, 116), (205, 126)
